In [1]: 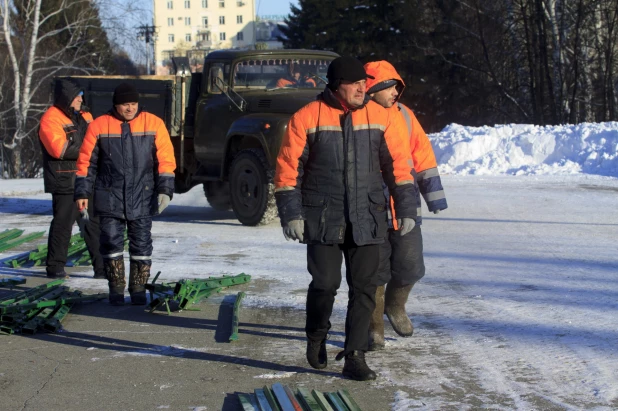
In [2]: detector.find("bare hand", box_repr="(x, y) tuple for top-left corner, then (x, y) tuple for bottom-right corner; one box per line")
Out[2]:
(76, 198), (88, 210)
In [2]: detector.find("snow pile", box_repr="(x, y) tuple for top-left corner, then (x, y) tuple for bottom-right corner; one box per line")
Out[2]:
(430, 122), (618, 177)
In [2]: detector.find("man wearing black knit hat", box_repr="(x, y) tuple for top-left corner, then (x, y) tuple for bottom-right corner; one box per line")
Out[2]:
(274, 56), (418, 381)
(75, 82), (176, 306)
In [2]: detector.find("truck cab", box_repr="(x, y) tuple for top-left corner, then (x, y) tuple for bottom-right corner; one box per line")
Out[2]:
(186, 49), (338, 225)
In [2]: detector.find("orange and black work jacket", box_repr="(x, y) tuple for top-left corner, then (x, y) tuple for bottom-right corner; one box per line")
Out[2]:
(274, 87), (418, 246)
(364, 61), (448, 228)
(39, 106), (93, 194)
(74, 109), (176, 220)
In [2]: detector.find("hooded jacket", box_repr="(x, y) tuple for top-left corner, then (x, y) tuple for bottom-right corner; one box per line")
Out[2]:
(39, 79), (92, 194)
(274, 87), (418, 246)
(364, 61), (448, 226)
(74, 108), (176, 220)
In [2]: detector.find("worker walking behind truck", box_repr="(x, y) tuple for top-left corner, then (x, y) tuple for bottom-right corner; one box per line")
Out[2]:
(39, 78), (104, 279)
(363, 61), (448, 350)
(74, 83), (176, 305)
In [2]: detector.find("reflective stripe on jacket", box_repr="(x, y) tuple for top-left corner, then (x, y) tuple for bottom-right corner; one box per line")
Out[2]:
(74, 109), (176, 220)
(274, 87), (417, 246)
(39, 106), (93, 194)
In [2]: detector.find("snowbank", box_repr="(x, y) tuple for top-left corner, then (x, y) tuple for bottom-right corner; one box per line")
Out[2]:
(430, 122), (618, 177)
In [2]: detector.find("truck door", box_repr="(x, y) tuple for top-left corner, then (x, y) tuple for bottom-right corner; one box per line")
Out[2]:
(193, 61), (238, 179)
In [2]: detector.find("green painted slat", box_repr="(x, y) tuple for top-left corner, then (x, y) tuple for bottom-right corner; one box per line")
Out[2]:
(337, 390), (362, 411)
(229, 291), (245, 341)
(0, 231), (45, 253)
(325, 393), (349, 411)
(311, 391), (334, 411)
(0, 229), (23, 243)
(0, 277), (26, 287)
(297, 387), (322, 411)
(238, 393), (259, 410)
(262, 386), (281, 411)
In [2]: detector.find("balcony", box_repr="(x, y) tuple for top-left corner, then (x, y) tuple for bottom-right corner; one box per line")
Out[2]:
(197, 40), (213, 48)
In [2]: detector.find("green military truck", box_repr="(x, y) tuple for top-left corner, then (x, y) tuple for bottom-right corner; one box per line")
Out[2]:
(63, 49), (338, 226)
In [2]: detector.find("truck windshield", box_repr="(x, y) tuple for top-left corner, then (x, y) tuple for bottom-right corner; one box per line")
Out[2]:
(232, 58), (331, 90)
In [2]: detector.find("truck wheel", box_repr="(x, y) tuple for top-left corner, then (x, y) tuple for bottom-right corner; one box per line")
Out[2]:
(203, 182), (232, 211)
(229, 149), (277, 226)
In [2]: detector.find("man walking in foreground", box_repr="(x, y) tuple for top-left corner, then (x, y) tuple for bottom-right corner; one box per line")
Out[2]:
(275, 56), (418, 381)
(74, 83), (176, 305)
(39, 78), (104, 279)
(364, 61), (448, 350)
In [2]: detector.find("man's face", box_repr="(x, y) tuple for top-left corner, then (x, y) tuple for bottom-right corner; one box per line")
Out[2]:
(371, 84), (399, 108)
(70, 94), (83, 112)
(336, 79), (366, 108)
(292, 71), (301, 81)
(115, 102), (139, 121)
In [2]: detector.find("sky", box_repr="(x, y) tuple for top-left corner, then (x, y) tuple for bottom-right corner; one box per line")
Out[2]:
(256, 0), (299, 16)
(1, 122), (617, 409)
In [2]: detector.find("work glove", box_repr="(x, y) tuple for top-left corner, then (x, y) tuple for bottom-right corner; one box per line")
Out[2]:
(283, 219), (304, 242)
(433, 210), (440, 214)
(77, 207), (89, 238)
(158, 194), (171, 214)
(397, 217), (416, 236)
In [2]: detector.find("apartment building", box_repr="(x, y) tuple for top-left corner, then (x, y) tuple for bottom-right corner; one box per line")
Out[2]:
(153, 0), (256, 74)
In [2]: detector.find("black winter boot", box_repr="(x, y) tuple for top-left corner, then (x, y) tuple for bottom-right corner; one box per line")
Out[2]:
(129, 260), (151, 305)
(306, 339), (327, 369)
(105, 258), (126, 306)
(341, 351), (377, 381)
(368, 285), (385, 351)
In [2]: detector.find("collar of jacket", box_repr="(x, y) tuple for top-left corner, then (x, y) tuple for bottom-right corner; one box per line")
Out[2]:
(107, 106), (144, 122)
(319, 87), (370, 112)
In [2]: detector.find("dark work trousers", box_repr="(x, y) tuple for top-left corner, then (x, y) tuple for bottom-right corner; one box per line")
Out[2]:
(99, 216), (153, 263)
(306, 226), (379, 354)
(376, 225), (425, 287)
(46, 194), (103, 276)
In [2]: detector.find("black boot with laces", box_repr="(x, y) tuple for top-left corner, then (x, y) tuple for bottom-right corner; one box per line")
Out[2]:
(342, 350), (377, 381)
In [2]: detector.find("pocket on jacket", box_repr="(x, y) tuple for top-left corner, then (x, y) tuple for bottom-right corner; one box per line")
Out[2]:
(142, 181), (156, 215)
(302, 193), (328, 243)
(368, 191), (388, 238)
(94, 188), (112, 215)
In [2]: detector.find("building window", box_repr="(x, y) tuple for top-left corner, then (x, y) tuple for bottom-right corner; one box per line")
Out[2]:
(237, 1), (244, 6)
(185, 17), (191, 25)
(219, 0), (224, 7)
(220, 32), (226, 41)
(202, 17), (209, 27)
(237, 15), (242, 24)
(236, 31), (243, 41)
(202, 0), (208, 7)
(219, 16), (225, 24)
(167, 1), (173, 9)
(167, 17), (174, 26)
(169, 34), (175, 42)
(184, 0), (190, 8)
(186, 33), (192, 41)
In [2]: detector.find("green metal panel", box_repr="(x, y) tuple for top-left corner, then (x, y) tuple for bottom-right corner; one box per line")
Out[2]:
(229, 291), (245, 342)
(0, 229), (23, 243)
(238, 393), (260, 411)
(0, 231), (45, 253)
(262, 386), (281, 411)
(254, 388), (273, 411)
(297, 388), (322, 411)
(311, 390), (334, 411)
(337, 390), (362, 411)
(272, 383), (295, 411)
(0, 277), (26, 287)
(325, 393), (349, 411)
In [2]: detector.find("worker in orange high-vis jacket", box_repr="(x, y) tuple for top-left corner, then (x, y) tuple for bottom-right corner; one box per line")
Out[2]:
(275, 56), (418, 381)
(39, 78), (104, 280)
(74, 83), (176, 306)
(364, 61), (448, 350)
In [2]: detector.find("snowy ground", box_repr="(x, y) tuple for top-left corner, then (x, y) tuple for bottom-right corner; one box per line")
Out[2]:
(1, 122), (617, 409)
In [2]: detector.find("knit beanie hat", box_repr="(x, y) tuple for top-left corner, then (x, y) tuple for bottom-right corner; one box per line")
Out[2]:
(327, 56), (374, 90)
(113, 83), (140, 105)
(367, 79), (399, 95)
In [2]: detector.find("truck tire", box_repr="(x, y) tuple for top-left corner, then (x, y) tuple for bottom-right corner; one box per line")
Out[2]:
(203, 182), (232, 211)
(229, 148), (277, 226)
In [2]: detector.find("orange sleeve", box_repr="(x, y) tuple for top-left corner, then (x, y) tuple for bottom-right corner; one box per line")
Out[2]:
(39, 109), (70, 159)
(407, 107), (438, 173)
(83, 112), (94, 123)
(275, 111), (308, 191)
(154, 118), (177, 176)
(276, 78), (293, 88)
(76, 120), (99, 177)
(382, 109), (414, 186)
